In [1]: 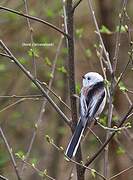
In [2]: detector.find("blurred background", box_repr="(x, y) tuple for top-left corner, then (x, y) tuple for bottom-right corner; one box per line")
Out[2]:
(0, 0), (133, 179)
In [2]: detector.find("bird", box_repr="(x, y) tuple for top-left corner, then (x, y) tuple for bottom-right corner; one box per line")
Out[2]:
(65, 72), (107, 159)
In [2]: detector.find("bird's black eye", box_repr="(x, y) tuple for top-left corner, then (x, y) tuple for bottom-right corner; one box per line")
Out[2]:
(88, 77), (91, 80)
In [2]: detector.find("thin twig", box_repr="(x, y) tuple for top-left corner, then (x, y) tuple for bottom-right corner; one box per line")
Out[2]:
(87, 127), (103, 145)
(61, 0), (68, 35)
(126, 89), (133, 94)
(97, 121), (131, 132)
(0, 52), (11, 58)
(36, 79), (71, 111)
(0, 175), (8, 180)
(0, 98), (40, 114)
(114, 137), (133, 162)
(23, 0), (37, 77)
(123, 91), (132, 105)
(115, 57), (131, 87)
(18, 157), (55, 180)
(87, 0), (113, 74)
(0, 94), (43, 98)
(72, 0), (83, 12)
(109, 165), (133, 180)
(0, 6), (69, 38)
(113, 0), (128, 72)
(97, 45), (110, 97)
(0, 127), (21, 180)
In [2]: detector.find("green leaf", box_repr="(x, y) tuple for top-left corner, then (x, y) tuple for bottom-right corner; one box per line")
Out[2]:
(47, 72), (54, 79)
(85, 48), (92, 58)
(29, 10), (36, 16)
(0, 151), (9, 167)
(76, 28), (84, 38)
(45, 8), (54, 18)
(58, 127), (66, 135)
(76, 83), (81, 95)
(31, 158), (38, 167)
(62, 48), (68, 55)
(91, 169), (96, 178)
(118, 81), (127, 92)
(104, 79), (111, 88)
(11, 111), (22, 119)
(44, 57), (52, 66)
(15, 150), (25, 159)
(19, 57), (27, 65)
(112, 115), (118, 122)
(0, 64), (6, 72)
(116, 25), (126, 33)
(28, 48), (39, 58)
(116, 147), (125, 155)
(57, 66), (67, 74)
(99, 115), (107, 126)
(100, 25), (112, 34)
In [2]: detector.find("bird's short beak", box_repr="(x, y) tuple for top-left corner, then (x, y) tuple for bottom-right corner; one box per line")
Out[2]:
(82, 75), (85, 79)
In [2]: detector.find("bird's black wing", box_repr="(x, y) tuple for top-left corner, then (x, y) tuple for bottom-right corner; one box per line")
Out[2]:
(80, 82), (105, 127)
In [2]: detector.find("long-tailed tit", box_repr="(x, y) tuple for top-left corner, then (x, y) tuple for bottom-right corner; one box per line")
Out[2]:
(65, 72), (107, 158)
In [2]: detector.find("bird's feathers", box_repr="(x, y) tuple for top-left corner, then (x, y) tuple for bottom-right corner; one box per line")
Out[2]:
(65, 119), (84, 158)
(65, 72), (106, 158)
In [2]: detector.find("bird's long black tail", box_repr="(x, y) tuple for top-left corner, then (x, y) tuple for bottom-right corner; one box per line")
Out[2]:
(65, 119), (84, 158)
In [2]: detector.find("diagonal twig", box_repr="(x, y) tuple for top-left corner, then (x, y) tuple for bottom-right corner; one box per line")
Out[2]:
(0, 127), (21, 180)
(72, 0), (83, 13)
(0, 6), (69, 38)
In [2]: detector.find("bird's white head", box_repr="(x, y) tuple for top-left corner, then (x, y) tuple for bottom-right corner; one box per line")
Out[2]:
(82, 72), (104, 87)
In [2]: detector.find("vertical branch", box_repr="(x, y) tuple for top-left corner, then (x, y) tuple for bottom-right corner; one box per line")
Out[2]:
(104, 102), (113, 178)
(113, 0), (128, 73)
(66, 0), (77, 126)
(87, 0), (113, 74)
(23, 0), (37, 77)
(104, 1), (128, 177)
(0, 127), (21, 180)
(66, 1), (84, 180)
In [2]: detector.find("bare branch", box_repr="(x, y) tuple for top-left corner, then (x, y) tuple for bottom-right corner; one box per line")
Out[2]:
(87, 0), (113, 74)
(0, 6), (69, 38)
(0, 94), (43, 98)
(23, 0), (37, 77)
(17, 157), (55, 180)
(0, 98), (40, 114)
(0, 127), (21, 180)
(113, 0), (128, 72)
(66, 1), (83, 180)
(36, 80), (71, 111)
(0, 175), (8, 180)
(72, 0), (83, 12)
(109, 165), (133, 180)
